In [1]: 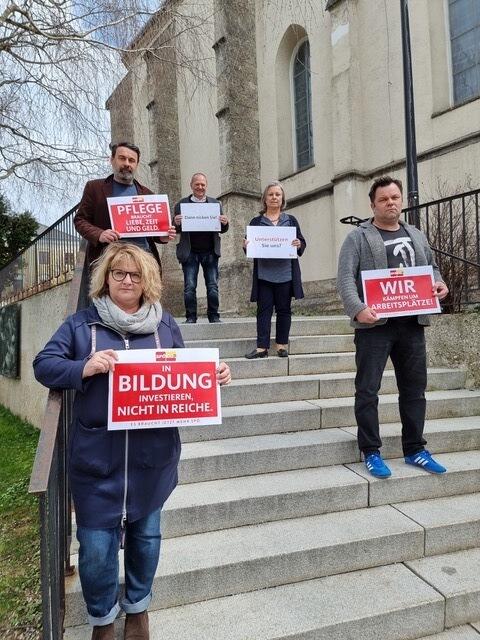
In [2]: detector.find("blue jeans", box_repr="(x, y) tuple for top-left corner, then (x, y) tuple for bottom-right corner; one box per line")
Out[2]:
(182, 252), (219, 321)
(77, 509), (161, 626)
(354, 318), (427, 456)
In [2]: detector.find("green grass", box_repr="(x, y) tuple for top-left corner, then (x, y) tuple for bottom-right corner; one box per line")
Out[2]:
(0, 405), (41, 639)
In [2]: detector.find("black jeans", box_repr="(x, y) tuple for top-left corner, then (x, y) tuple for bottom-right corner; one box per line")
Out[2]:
(256, 279), (293, 349)
(182, 251), (219, 321)
(354, 318), (427, 457)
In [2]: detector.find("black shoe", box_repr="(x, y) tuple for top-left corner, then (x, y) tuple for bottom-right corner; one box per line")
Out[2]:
(185, 318), (196, 324)
(209, 318), (221, 323)
(277, 348), (288, 358)
(245, 349), (268, 359)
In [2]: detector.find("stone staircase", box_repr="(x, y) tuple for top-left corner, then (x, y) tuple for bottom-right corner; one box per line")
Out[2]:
(64, 317), (480, 640)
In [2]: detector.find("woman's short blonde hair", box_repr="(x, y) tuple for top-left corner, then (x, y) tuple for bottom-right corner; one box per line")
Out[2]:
(261, 180), (286, 213)
(89, 243), (162, 304)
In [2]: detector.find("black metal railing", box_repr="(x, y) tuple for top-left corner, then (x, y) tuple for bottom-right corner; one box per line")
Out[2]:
(403, 189), (480, 311)
(0, 205), (80, 306)
(340, 188), (480, 311)
(29, 241), (89, 640)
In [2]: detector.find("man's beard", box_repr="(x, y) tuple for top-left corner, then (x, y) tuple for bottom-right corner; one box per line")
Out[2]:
(114, 168), (134, 184)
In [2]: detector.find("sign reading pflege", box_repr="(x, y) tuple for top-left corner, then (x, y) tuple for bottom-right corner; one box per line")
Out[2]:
(246, 225), (297, 259)
(107, 194), (171, 237)
(180, 202), (221, 231)
(108, 348), (221, 430)
(361, 266), (441, 318)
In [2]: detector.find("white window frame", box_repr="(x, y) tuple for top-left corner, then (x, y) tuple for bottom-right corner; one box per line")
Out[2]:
(447, 0), (480, 105)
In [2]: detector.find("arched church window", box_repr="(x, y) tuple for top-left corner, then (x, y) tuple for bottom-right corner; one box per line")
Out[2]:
(292, 39), (313, 169)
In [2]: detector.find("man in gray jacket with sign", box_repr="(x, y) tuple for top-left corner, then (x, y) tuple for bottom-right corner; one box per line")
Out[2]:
(337, 176), (449, 479)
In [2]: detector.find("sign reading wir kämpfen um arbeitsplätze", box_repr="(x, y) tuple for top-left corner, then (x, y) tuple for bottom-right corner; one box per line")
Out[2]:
(107, 194), (171, 237)
(361, 266), (441, 318)
(107, 348), (221, 430)
(246, 225), (297, 259)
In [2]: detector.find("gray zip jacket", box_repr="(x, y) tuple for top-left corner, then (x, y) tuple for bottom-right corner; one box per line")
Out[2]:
(337, 219), (443, 329)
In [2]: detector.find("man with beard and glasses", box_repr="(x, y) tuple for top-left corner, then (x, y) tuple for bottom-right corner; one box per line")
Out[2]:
(337, 176), (449, 480)
(74, 142), (175, 270)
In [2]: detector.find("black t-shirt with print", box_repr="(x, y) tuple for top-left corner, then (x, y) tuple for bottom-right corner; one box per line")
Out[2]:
(377, 227), (416, 269)
(377, 226), (418, 323)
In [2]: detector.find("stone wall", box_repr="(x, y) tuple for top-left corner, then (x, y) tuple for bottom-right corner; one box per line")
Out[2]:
(0, 284), (70, 427)
(426, 313), (480, 389)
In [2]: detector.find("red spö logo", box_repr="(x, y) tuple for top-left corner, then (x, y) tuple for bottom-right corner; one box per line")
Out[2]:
(155, 350), (177, 362)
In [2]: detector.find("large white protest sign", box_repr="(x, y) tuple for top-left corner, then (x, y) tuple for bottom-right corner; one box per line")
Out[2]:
(180, 202), (221, 231)
(108, 348), (221, 430)
(246, 225), (297, 259)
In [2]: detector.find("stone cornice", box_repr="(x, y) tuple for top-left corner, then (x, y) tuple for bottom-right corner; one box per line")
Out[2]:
(217, 189), (261, 201)
(286, 183), (334, 210)
(331, 129), (480, 185)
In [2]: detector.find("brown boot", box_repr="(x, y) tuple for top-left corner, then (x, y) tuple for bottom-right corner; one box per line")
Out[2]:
(91, 623), (114, 640)
(124, 611), (149, 640)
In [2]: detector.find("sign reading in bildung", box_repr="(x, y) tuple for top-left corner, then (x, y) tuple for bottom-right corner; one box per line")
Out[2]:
(180, 202), (221, 231)
(107, 194), (171, 237)
(246, 225), (297, 259)
(361, 266), (441, 318)
(108, 348), (221, 430)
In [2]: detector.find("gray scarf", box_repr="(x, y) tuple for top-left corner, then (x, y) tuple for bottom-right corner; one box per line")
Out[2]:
(93, 296), (163, 335)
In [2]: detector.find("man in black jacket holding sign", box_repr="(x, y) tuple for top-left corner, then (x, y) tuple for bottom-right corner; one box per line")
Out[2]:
(173, 172), (229, 323)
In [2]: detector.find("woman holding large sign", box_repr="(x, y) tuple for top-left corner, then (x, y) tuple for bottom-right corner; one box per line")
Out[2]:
(33, 243), (230, 640)
(244, 181), (306, 359)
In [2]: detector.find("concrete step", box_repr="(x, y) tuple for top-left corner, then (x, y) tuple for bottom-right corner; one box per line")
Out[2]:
(164, 464), (367, 538)
(316, 389), (480, 429)
(69, 465), (367, 554)
(345, 450), (480, 506)
(162, 455), (480, 539)
(70, 441), (480, 552)
(343, 416), (480, 459)
(179, 428), (358, 483)
(178, 391), (480, 442)
(178, 316), (353, 341)
(417, 626), (480, 639)
(227, 350), (375, 379)
(393, 492), (480, 556)
(179, 418), (480, 485)
(185, 333), (355, 358)
(64, 563), (446, 639)
(65, 505), (425, 624)
(222, 368), (466, 406)
(406, 548), (480, 628)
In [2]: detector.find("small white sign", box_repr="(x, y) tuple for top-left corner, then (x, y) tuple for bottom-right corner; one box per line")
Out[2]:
(246, 225), (297, 259)
(180, 202), (221, 231)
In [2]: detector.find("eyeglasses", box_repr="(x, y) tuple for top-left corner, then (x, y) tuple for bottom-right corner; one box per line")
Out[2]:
(110, 269), (142, 283)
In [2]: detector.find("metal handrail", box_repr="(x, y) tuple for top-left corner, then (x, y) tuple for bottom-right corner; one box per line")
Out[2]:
(29, 240), (89, 640)
(340, 188), (480, 310)
(0, 205), (81, 306)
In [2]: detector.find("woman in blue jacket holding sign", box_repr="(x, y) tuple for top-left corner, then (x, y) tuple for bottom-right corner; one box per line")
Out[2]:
(244, 180), (306, 359)
(33, 243), (230, 640)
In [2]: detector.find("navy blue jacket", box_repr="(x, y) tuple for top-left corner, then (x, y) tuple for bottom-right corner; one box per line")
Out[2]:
(248, 214), (306, 301)
(33, 306), (184, 528)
